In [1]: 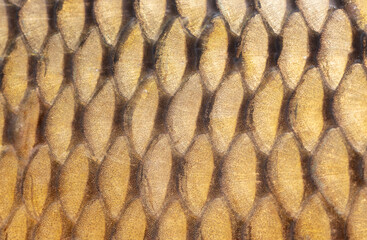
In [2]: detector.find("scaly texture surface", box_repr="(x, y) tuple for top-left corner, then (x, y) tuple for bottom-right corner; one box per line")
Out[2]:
(0, 0), (366, 239)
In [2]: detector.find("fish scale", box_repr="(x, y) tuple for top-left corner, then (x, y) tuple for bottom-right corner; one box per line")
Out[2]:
(0, 0), (366, 239)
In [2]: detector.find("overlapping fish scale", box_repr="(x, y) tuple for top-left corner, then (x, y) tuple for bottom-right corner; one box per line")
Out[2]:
(0, 1), (366, 239)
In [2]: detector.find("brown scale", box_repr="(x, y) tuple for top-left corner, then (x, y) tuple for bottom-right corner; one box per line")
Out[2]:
(0, 0), (367, 239)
